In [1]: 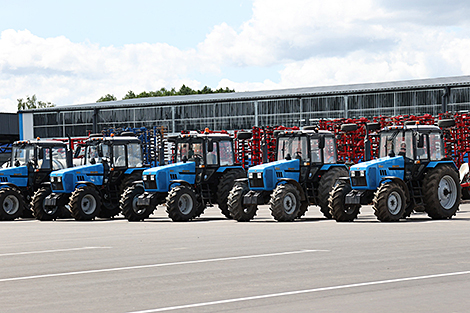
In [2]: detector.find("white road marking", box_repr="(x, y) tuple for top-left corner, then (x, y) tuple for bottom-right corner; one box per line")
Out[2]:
(128, 270), (470, 313)
(0, 249), (325, 283)
(0, 246), (111, 257)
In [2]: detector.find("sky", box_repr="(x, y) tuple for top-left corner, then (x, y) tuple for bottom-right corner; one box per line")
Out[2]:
(1, 0), (470, 112)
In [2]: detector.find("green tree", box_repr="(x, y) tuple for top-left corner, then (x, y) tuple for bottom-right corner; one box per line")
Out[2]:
(96, 94), (117, 102)
(119, 85), (235, 100)
(17, 95), (55, 110)
(123, 90), (136, 99)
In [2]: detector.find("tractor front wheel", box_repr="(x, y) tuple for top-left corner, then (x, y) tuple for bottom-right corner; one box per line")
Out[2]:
(69, 186), (101, 221)
(0, 187), (24, 220)
(166, 185), (200, 221)
(328, 180), (361, 222)
(227, 181), (258, 222)
(372, 182), (406, 222)
(269, 183), (301, 222)
(32, 187), (60, 221)
(121, 185), (155, 221)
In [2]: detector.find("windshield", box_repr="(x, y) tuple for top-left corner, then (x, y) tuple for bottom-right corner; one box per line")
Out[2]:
(277, 136), (308, 160)
(176, 141), (204, 164)
(379, 130), (413, 159)
(85, 143), (110, 165)
(38, 146), (67, 170)
(12, 145), (35, 167)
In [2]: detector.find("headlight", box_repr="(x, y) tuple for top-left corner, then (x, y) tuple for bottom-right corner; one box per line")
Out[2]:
(359, 170), (365, 177)
(57, 176), (62, 182)
(256, 172), (262, 179)
(150, 175), (156, 181)
(248, 172), (254, 179)
(143, 175), (148, 181)
(351, 171), (356, 177)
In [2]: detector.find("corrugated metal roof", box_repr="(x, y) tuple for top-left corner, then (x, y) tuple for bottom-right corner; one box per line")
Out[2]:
(22, 75), (470, 113)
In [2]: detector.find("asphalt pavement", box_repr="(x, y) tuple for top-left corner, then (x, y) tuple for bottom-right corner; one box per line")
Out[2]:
(1, 202), (470, 312)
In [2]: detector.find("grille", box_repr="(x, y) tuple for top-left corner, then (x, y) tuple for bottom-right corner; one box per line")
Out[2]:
(351, 177), (367, 187)
(77, 175), (85, 181)
(145, 181), (157, 189)
(380, 170), (387, 176)
(52, 182), (64, 191)
(0, 177), (7, 182)
(276, 172), (283, 178)
(249, 177), (264, 188)
(170, 174), (177, 180)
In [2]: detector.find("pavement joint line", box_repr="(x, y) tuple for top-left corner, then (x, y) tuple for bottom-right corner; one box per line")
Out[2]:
(0, 249), (326, 283)
(127, 270), (470, 313)
(0, 246), (112, 257)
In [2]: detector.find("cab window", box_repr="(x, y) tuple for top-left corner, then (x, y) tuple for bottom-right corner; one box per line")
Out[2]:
(323, 137), (337, 164)
(113, 145), (126, 167)
(206, 141), (218, 165)
(219, 140), (234, 166)
(429, 133), (443, 161)
(127, 143), (143, 167)
(310, 139), (321, 163)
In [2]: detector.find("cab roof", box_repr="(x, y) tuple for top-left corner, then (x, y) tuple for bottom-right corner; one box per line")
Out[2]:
(382, 124), (441, 133)
(13, 140), (67, 147)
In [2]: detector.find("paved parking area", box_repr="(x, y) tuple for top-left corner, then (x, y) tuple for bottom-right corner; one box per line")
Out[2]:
(1, 202), (470, 312)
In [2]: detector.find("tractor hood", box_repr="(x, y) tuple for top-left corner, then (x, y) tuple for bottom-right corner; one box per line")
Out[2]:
(248, 159), (300, 191)
(0, 165), (28, 187)
(142, 161), (196, 192)
(349, 156), (405, 190)
(50, 164), (104, 193)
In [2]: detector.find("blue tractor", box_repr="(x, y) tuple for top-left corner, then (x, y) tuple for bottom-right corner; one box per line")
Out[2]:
(329, 120), (461, 222)
(0, 139), (72, 220)
(43, 133), (147, 220)
(120, 130), (247, 221)
(227, 128), (349, 222)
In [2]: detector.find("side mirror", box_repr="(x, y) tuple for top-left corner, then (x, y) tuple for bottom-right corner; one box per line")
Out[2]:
(366, 122), (381, 132)
(318, 136), (325, 149)
(341, 123), (358, 132)
(38, 148), (44, 159)
(207, 140), (214, 152)
(417, 134), (424, 148)
(98, 145), (103, 157)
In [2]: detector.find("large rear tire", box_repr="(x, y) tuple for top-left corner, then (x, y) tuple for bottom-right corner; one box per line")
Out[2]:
(32, 187), (60, 221)
(121, 185), (156, 221)
(69, 186), (101, 221)
(166, 185), (200, 221)
(0, 187), (24, 221)
(217, 169), (246, 219)
(372, 182), (406, 222)
(269, 184), (301, 222)
(227, 181), (257, 221)
(423, 165), (460, 219)
(318, 167), (348, 218)
(329, 180), (361, 222)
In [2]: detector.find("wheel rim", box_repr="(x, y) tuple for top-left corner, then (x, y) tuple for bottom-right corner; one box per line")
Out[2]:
(3, 195), (19, 215)
(81, 194), (97, 215)
(132, 195), (145, 215)
(438, 175), (457, 210)
(387, 191), (402, 215)
(283, 192), (297, 214)
(178, 194), (193, 215)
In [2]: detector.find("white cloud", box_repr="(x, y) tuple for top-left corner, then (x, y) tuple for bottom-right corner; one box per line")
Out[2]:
(1, 0), (470, 112)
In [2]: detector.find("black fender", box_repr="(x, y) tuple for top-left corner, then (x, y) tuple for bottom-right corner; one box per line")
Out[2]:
(41, 182), (51, 187)
(276, 178), (307, 201)
(75, 181), (99, 191)
(131, 180), (144, 188)
(169, 179), (192, 190)
(379, 176), (410, 203)
(234, 178), (248, 183)
(0, 182), (20, 189)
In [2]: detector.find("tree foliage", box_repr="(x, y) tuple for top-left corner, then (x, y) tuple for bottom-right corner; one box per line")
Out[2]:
(17, 95), (55, 110)
(96, 94), (117, 102)
(99, 85), (235, 102)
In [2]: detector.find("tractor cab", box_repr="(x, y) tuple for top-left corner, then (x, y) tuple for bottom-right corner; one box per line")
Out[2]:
(330, 120), (460, 222)
(228, 128), (348, 222)
(0, 139), (71, 220)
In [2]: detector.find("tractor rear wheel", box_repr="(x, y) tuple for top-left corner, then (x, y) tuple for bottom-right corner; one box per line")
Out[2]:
(217, 169), (246, 219)
(32, 187), (60, 221)
(318, 167), (348, 218)
(328, 180), (361, 222)
(372, 182), (406, 222)
(269, 183), (301, 222)
(0, 187), (24, 220)
(121, 185), (155, 221)
(423, 165), (460, 219)
(166, 185), (200, 221)
(69, 186), (101, 221)
(227, 181), (257, 221)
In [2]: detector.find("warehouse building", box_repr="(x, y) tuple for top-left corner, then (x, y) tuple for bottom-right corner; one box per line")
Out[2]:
(18, 75), (470, 139)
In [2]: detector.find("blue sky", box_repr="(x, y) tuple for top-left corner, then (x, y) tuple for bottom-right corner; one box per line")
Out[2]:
(1, 0), (470, 111)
